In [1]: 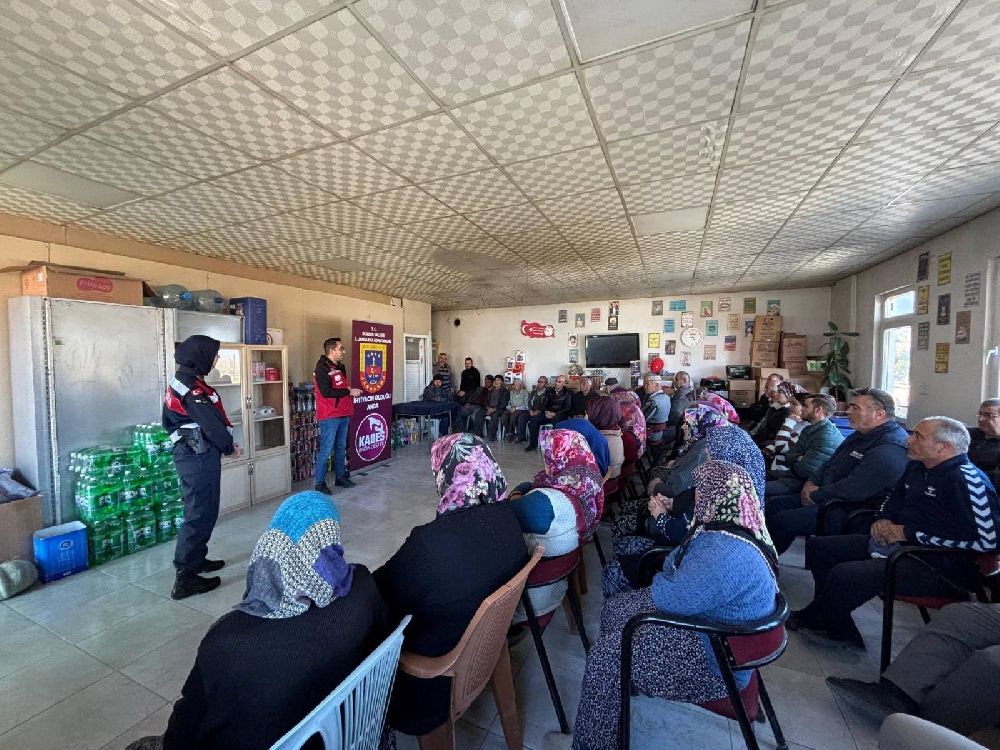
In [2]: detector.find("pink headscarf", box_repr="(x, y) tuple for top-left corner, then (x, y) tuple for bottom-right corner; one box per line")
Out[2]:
(610, 387), (647, 456)
(533, 428), (605, 541)
(696, 390), (740, 424)
(430, 433), (508, 515)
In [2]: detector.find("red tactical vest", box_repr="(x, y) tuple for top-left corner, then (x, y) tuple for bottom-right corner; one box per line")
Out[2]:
(314, 364), (354, 420)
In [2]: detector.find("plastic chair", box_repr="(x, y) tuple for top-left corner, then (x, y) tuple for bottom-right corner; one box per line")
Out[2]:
(619, 593), (790, 750)
(269, 615), (411, 750)
(399, 546), (544, 750)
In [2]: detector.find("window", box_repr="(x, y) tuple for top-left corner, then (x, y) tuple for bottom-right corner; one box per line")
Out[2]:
(876, 288), (915, 420)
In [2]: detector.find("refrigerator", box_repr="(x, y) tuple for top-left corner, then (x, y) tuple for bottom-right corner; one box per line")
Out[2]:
(9, 297), (248, 526)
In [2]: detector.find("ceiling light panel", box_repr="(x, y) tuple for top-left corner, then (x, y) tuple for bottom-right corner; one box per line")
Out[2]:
(355, 0), (571, 105)
(151, 68), (335, 161)
(0, 183), (96, 223)
(235, 9), (436, 138)
(0, 0), (217, 97)
(1, 161), (140, 209)
(741, 0), (954, 109)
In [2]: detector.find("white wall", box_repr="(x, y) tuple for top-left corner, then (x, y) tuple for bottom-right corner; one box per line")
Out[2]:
(432, 287), (833, 385)
(836, 206), (1000, 427)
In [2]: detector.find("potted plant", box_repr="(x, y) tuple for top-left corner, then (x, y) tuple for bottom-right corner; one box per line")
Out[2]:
(820, 321), (858, 408)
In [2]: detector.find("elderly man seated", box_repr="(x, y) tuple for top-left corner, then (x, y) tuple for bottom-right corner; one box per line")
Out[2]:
(788, 416), (1000, 648)
(969, 398), (1000, 489)
(640, 373), (672, 451)
(421, 374), (461, 436)
(765, 388), (909, 555)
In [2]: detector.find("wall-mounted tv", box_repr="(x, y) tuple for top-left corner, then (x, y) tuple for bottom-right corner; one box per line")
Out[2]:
(585, 333), (640, 368)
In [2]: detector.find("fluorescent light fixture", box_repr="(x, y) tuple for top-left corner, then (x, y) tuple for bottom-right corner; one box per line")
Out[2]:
(632, 206), (708, 235)
(0, 161), (139, 208)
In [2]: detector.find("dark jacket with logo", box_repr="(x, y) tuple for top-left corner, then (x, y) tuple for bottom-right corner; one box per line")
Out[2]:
(808, 420), (909, 505)
(163, 336), (233, 455)
(878, 455), (999, 552)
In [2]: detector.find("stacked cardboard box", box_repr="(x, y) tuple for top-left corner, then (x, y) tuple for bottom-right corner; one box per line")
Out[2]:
(780, 333), (808, 375)
(750, 315), (782, 368)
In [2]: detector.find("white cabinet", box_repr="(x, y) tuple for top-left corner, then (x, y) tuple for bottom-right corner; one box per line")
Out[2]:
(211, 344), (291, 513)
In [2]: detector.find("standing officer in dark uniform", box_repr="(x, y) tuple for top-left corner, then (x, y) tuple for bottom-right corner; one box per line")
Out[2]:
(163, 335), (238, 600)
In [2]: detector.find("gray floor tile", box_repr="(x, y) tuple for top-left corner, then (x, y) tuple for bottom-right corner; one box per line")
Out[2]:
(6, 570), (129, 622)
(756, 664), (858, 750)
(98, 704), (172, 750)
(119, 624), (212, 700)
(0, 673), (164, 750)
(0, 624), (81, 680)
(21, 584), (167, 643)
(629, 696), (734, 750)
(0, 603), (33, 634)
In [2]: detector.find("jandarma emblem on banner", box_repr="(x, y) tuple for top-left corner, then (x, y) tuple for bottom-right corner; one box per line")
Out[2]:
(360, 342), (388, 394)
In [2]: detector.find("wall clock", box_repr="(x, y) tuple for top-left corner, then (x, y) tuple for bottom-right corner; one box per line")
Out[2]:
(680, 327), (704, 347)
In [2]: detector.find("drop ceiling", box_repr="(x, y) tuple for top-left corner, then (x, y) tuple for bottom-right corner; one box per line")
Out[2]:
(0, 0), (998, 311)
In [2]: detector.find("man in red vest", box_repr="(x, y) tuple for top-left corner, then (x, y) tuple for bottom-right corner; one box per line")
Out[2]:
(313, 337), (361, 494)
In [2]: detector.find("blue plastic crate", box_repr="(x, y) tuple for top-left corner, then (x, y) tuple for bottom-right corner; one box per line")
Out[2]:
(33, 521), (89, 583)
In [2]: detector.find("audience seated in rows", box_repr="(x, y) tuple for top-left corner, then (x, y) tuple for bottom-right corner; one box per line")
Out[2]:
(764, 388), (909, 555)
(572, 377), (599, 417)
(501, 377), (530, 442)
(570, 461), (779, 750)
(375, 433), (528, 737)
(525, 375), (574, 451)
(827, 602), (1000, 737)
(787, 416), (1000, 648)
(969, 398), (1000, 488)
(474, 373), (509, 440)
(127, 492), (390, 750)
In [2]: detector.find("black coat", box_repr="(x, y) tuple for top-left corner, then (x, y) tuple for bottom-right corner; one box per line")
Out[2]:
(162, 567), (389, 750)
(374, 503), (528, 735)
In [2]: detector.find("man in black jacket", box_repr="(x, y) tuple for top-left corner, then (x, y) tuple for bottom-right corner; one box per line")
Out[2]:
(163, 336), (238, 600)
(456, 357), (481, 401)
(789, 416), (1000, 648)
(475, 375), (509, 440)
(571, 377), (599, 417)
(968, 398), (1000, 489)
(525, 375), (573, 451)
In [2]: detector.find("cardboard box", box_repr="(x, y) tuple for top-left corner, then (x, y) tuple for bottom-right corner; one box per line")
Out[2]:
(2, 262), (154, 306)
(230, 297), (268, 345)
(790, 373), (824, 393)
(728, 380), (757, 407)
(780, 335), (807, 362)
(0, 494), (44, 563)
(784, 361), (809, 376)
(750, 341), (779, 367)
(753, 315), (783, 340)
(33, 521), (89, 582)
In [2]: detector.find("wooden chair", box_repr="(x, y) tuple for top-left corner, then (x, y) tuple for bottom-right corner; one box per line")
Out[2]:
(398, 546), (544, 750)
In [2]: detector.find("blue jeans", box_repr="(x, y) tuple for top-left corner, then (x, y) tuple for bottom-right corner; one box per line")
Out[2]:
(316, 416), (350, 487)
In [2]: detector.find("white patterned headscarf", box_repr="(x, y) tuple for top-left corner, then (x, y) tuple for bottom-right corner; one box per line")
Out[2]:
(236, 491), (353, 619)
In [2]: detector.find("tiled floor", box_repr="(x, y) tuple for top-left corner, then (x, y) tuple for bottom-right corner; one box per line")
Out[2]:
(0, 441), (995, 750)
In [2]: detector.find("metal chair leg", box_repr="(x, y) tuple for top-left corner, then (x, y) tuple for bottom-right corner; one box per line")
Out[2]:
(521, 593), (570, 733)
(566, 574), (591, 652)
(758, 672), (788, 750)
(593, 532), (608, 567)
(710, 636), (760, 750)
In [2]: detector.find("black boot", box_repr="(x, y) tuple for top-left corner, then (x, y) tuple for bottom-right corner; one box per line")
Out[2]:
(314, 483), (332, 495)
(199, 558), (225, 573)
(171, 571), (221, 600)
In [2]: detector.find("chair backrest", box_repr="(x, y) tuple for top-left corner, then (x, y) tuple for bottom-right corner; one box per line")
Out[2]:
(269, 615), (411, 750)
(443, 546), (543, 717)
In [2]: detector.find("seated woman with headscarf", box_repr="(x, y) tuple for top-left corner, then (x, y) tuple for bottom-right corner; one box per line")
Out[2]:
(572, 461), (778, 750)
(558, 415), (611, 477)
(695, 388), (741, 424)
(604, 409), (765, 595)
(586, 395), (624, 481)
(610, 387), (646, 460)
(126, 492), (389, 750)
(749, 380), (806, 448)
(375, 434), (528, 739)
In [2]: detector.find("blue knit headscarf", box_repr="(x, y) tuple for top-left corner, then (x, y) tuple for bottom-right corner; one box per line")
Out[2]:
(237, 491), (353, 619)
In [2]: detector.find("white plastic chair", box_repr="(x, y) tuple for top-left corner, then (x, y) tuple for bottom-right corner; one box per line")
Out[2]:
(270, 615), (411, 750)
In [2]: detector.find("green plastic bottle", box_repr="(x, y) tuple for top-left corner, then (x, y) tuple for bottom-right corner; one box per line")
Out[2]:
(86, 516), (125, 566)
(125, 508), (158, 554)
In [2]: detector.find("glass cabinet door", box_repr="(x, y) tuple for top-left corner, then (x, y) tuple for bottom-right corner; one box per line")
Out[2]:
(248, 347), (287, 454)
(209, 345), (246, 462)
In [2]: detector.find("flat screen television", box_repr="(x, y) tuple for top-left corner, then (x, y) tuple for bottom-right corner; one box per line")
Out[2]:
(585, 333), (640, 368)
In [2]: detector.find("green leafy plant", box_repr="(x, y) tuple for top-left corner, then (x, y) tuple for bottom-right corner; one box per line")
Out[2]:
(820, 321), (859, 402)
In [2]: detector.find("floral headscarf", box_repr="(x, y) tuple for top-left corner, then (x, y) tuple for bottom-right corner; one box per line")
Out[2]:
(680, 403), (729, 453)
(431, 433), (508, 515)
(611, 387), (646, 454)
(704, 424), (766, 503)
(776, 380), (808, 401)
(533, 428), (605, 541)
(238, 491), (353, 619)
(674, 461), (776, 572)
(586, 395), (622, 431)
(695, 390), (740, 424)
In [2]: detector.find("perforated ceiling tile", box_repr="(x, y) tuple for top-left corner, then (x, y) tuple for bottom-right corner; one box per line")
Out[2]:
(356, 0), (570, 105)
(354, 225), (434, 254)
(621, 171), (717, 214)
(638, 229), (704, 254)
(608, 119), (728, 185)
(240, 212), (335, 243)
(0, 107), (66, 157)
(465, 202), (551, 237)
(535, 188), (626, 227)
(0, 0), (218, 97)
(151, 68), (334, 161)
(77, 202), (205, 242)
(159, 182), (276, 227)
(822, 125), (987, 188)
(709, 191), (805, 231)
(0, 183), (95, 223)
(452, 73), (598, 164)
(584, 20), (750, 142)
(505, 146), (614, 202)
(898, 162), (1000, 202)
(33, 135), (195, 197)
(404, 214), (488, 243)
(716, 150), (838, 202)
(947, 125), (1000, 169)
(915, 0), (1000, 70)
(172, 224), (280, 256)
(274, 142), (408, 198)
(86, 106), (259, 180)
(236, 9), (436, 138)
(862, 58), (1000, 141)
(744, 0), (954, 109)
(875, 194), (987, 224)
(291, 200), (392, 235)
(208, 164), (336, 213)
(420, 169), (525, 214)
(302, 234), (392, 266)
(727, 83), (890, 165)
(351, 185), (453, 223)
(0, 42), (128, 130)
(501, 226), (575, 257)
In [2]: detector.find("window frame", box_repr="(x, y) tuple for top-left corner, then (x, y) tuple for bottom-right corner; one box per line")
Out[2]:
(875, 286), (916, 422)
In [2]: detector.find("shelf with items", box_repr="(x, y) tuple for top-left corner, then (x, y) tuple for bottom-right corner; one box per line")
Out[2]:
(289, 384), (319, 483)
